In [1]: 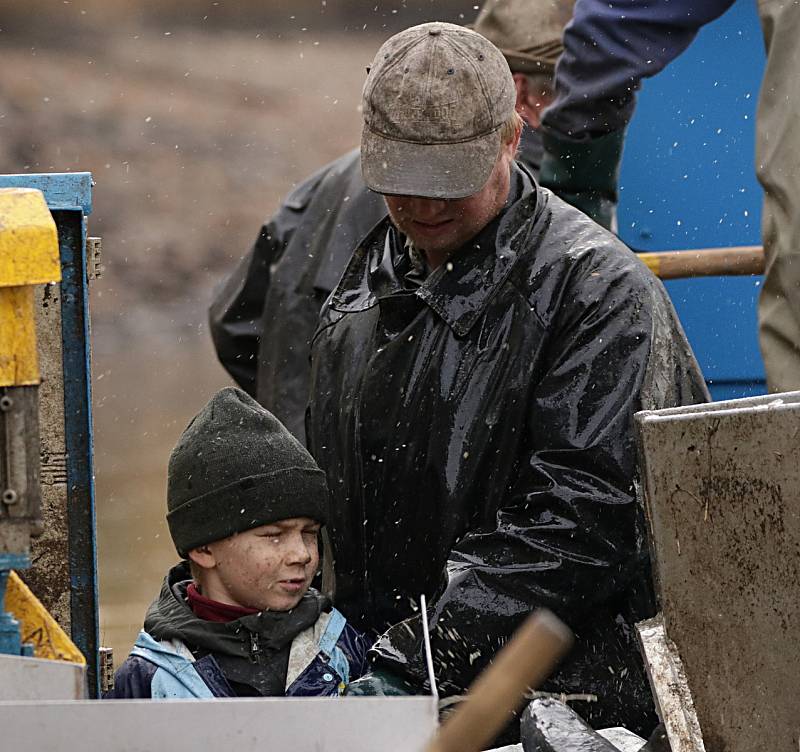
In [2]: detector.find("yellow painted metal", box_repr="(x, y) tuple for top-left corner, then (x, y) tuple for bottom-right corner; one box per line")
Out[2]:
(0, 286), (39, 386)
(0, 188), (60, 288)
(4, 571), (85, 664)
(0, 188), (61, 387)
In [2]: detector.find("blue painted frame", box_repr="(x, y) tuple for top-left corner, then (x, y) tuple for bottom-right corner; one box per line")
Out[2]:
(618, 0), (767, 400)
(0, 172), (99, 695)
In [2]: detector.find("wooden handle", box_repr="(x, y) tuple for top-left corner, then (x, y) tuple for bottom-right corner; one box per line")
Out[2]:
(638, 245), (764, 279)
(425, 609), (573, 752)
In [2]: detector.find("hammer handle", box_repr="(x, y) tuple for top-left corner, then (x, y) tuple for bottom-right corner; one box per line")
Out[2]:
(425, 609), (573, 752)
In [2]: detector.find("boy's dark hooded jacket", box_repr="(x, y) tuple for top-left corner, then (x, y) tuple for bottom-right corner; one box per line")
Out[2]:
(105, 563), (370, 699)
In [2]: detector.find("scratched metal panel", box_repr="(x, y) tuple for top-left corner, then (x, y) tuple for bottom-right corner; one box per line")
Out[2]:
(0, 696), (438, 752)
(25, 281), (72, 632)
(635, 393), (800, 752)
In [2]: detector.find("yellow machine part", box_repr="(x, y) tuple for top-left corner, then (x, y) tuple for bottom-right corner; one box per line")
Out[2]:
(3, 571), (85, 665)
(0, 188), (61, 288)
(0, 286), (39, 386)
(0, 187), (61, 387)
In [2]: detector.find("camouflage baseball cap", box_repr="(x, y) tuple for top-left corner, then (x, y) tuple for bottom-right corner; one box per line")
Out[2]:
(473, 0), (576, 75)
(360, 22), (516, 199)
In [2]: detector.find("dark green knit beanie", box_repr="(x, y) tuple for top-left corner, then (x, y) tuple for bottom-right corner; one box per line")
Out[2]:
(166, 387), (329, 557)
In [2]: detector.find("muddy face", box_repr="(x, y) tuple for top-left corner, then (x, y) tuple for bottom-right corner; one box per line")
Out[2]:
(189, 517), (321, 611)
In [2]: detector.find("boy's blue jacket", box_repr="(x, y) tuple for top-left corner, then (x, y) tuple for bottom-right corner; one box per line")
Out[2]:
(105, 563), (370, 699)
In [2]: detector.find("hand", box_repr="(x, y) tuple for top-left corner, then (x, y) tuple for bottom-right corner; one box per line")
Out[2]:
(539, 129), (625, 231)
(344, 669), (417, 696)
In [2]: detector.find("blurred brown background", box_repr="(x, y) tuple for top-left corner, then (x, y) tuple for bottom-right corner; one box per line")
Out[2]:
(0, 1), (478, 660)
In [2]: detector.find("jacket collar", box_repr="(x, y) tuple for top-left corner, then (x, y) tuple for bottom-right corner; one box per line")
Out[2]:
(329, 162), (540, 337)
(143, 562), (329, 658)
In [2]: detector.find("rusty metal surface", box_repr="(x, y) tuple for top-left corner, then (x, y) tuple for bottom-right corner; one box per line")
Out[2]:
(0, 387), (41, 550)
(635, 392), (800, 752)
(23, 281), (71, 630)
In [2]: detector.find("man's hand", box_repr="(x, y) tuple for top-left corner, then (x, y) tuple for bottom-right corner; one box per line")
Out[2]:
(539, 129), (625, 231)
(345, 668), (418, 696)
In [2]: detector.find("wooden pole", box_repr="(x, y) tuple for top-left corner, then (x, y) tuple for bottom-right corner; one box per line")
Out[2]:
(638, 245), (764, 280)
(425, 610), (573, 752)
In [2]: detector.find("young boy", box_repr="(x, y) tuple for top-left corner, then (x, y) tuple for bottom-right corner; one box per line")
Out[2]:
(106, 387), (369, 699)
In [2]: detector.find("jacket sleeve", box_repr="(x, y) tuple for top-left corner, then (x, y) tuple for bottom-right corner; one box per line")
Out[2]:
(208, 166), (329, 395)
(340, 623), (373, 683)
(371, 253), (707, 694)
(538, 0), (735, 227)
(542, 0), (736, 139)
(102, 655), (157, 699)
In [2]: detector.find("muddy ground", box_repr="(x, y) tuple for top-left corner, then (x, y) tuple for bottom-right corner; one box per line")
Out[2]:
(0, 19), (396, 660)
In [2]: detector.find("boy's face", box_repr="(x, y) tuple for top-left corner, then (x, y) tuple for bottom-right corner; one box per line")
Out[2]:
(190, 517), (321, 612)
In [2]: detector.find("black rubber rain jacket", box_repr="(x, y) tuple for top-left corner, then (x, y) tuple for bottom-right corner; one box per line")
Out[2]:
(209, 149), (386, 441)
(209, 129), (544, 443)
(306, 165), (708, 734)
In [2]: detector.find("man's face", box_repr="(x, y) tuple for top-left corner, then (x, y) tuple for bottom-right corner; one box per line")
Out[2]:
(383, 133), (519, 264)
(193, 517), (320, 611)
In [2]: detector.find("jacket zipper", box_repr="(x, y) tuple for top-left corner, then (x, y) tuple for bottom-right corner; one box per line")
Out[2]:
(249, 631), (261, 663)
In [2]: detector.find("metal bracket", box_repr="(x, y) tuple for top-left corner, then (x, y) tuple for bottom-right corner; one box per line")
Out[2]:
(86, 236), (102, 281)
(636, 616), (705, 752)
(99, 646), (114, 694)
(0, 387), (41, 550)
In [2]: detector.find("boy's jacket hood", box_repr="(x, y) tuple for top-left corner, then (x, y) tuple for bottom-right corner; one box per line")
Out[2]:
(144, 562), (329, 693)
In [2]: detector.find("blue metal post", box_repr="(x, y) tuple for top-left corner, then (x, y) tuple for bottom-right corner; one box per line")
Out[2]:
(0, 553), (29, 655)
(0, 173), (98, 692)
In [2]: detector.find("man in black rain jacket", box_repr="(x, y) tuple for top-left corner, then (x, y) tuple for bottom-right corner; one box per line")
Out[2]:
(305, 23), (708, 736)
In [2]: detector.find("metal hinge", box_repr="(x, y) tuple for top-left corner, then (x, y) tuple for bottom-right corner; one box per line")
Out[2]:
(99, 646), (114, 694)
(86, 237), (103, 281)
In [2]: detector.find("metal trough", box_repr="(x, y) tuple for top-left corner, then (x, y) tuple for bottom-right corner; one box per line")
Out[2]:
(635, 391), (800, 752)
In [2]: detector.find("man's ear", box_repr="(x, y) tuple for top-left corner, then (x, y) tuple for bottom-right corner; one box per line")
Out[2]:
(513, 73), (528, 112)
(502, 120), (522, 162)
(187, 544), (216, 571)
(512, 72), (554, 130)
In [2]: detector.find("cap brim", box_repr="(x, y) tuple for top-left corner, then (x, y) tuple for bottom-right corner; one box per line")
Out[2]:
(501, 49), (556, 76)
(361, 126), (501, 199)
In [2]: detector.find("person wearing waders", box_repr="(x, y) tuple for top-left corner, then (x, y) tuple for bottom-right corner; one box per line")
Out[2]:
(104, 388), (369, 699)
(209, 0), (576, 444)
(537, 0), (800, 394)
(305, 22), (709, 740)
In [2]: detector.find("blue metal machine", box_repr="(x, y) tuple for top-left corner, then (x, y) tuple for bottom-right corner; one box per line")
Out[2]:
(619, 0), (767, 401)
(0, 557), (33, 656)
(0, 173), (99, 694)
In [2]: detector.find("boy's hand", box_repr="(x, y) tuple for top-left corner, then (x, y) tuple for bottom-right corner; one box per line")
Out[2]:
(344, 669), (417, 696)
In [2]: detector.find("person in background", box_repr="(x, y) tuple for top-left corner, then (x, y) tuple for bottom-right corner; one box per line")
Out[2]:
(105, 388), (368, 699)
(473, 0), (574, 170)
(538, 0), (800, 393)
(209, 0), (576, 443)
